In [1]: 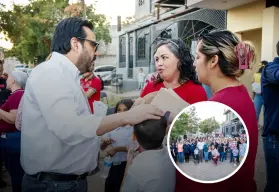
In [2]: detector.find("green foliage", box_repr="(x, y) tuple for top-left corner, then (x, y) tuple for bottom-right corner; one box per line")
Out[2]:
(0, 0), (111, 64)
(121, 16), (135, 27)
(199, 117), (220, 134)
(170, 106), (200, 140)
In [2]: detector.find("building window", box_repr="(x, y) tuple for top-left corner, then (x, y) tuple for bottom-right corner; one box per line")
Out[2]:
(129, 37), (133, 56)
(139, 0), (144, 6)
(137, 36), (146, 59)
(160, 29), (172, 39)
(120, 36), (126, 62)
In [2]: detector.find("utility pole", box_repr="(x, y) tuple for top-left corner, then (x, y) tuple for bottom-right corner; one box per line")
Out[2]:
(81, 0), (86, 19)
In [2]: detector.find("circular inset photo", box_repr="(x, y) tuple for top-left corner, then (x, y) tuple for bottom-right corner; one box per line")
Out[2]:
(167, 101), (249, 184)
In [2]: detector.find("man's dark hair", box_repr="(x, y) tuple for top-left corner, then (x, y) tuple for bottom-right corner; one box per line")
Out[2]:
(277, 41), (279, 56)
(258, 60), (268, 73)
(134, 116), (167, 150)
(0, 60), (3, 65)
(51, 17), (94, 54)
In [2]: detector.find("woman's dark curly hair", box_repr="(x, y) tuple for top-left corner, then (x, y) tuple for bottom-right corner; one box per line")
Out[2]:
(153, 38), (200, 85)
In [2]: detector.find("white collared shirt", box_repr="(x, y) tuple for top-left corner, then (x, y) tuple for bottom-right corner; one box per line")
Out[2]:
(103, 125), (133, 163)
(20, 52), (103, 175)
(197, 142), (204, 150)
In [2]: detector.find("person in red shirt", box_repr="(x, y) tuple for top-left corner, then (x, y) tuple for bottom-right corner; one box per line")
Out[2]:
(188, 29), (258, 192)
(140, 38), (207, 104)
(80, 67), (102, 114)
(0, 71), (28, 192)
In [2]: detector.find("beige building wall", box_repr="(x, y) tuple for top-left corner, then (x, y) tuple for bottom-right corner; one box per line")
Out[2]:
(262, 6), (279, 61)
(227, 0), (265, 95)
(227, 0), (265, 33)
(240, 29), (262, 96)
(227, 0), (267, 125)
(241, 29), (264, 125)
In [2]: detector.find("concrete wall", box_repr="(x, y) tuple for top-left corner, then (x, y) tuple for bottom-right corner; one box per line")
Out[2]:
(261, 6), (279, 61)
(239, 29), (262, 98)
(227, 0), (265, 33)
(95, 55), (117, 66)
(135, 0), (152, 20)
(226, 1), (279, 126)
(95, 25), (118, 67)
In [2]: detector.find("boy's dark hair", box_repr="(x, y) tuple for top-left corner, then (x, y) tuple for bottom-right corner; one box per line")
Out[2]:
(277, 41), (279, 56)
(134, 116), (167, 150)
(51, 17), (94, 54)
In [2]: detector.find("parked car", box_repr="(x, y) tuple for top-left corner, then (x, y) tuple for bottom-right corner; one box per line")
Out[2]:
(27, 68), (33, 76)
(14, 64), (28, 72)
(94, 65), (116, 85)
(102, 68), (116, 85)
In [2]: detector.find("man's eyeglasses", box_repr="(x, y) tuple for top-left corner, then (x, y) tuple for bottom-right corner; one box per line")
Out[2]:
(76, 37), (99, 52)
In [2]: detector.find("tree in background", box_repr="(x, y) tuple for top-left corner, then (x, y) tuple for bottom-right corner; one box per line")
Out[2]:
(170, 106), (200, 140)
(199, 117), (220, 134)
(122, 16), (135, 27)
(0, 0), (111, 64)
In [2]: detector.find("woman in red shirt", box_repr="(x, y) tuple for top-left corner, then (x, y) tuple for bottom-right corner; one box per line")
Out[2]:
(140, 39), (207, 103)
(177, 30), (257, 192)
(0, 71), (27, 192)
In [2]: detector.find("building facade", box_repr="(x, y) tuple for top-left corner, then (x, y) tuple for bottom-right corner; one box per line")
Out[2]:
(188, 0), (279, 125)
(95, 25), (118, 67)
(222, 109), (244, 137)
(116, 0), (226, 91)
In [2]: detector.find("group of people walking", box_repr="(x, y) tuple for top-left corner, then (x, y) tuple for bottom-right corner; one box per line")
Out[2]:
(171, 135), (247, 167)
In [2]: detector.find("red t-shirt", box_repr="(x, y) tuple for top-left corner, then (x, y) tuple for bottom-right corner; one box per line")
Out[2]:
(80, 76), (102, 114)
(140, 80), (207, 104)
(175, 85), (258, 192)
(0, 89), (24, 133)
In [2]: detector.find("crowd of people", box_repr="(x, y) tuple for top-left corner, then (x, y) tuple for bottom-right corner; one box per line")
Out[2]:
(0, 15), (277, 192)
(171, 135), (248, 167)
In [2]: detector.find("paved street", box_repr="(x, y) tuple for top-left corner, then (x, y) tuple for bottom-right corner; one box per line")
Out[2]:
(177, 158), (238, 181)
(0, 129), (267, 192)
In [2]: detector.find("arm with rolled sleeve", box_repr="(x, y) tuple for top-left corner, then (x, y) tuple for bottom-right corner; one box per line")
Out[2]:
(29, 69), (103, 146)
(84, 77), (101, 98)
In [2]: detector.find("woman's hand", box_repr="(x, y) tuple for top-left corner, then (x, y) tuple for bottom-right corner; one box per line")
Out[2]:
(132, 91), (158, 108)
(132, 97), (145, 107)
(142, 91), (158, 104)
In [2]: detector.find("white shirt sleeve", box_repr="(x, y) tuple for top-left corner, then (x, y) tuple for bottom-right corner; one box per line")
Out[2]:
(29, 68), (103, 146)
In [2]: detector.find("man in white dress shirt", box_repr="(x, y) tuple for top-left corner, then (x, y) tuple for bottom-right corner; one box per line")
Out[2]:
(20, 17), (164, 192)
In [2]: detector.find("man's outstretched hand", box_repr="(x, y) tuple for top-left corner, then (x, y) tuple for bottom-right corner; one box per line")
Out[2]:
(124, 104), (164, 125)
